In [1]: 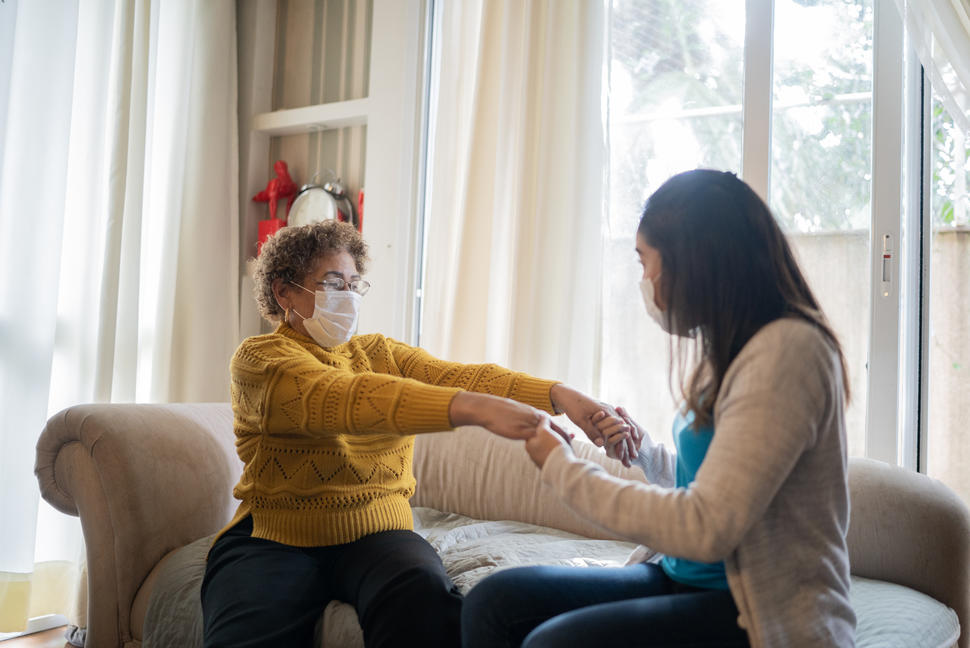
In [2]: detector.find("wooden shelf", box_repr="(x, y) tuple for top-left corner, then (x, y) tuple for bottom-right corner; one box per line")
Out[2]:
(252, 98), (370, 136)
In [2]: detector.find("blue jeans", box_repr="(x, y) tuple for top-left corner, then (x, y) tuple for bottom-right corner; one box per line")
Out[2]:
(461, 563), (750, 648)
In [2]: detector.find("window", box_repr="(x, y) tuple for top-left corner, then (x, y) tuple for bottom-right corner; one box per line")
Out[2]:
(602, 0), (925, 470)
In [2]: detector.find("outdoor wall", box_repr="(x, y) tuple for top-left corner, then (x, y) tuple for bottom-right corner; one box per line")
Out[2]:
(792, 228), (970, 505)
(789, 230), (870, 459)
(926, 228), (970, 504)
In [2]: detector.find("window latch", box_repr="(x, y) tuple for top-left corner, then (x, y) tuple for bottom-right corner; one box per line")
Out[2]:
(881, 234), (892, 297)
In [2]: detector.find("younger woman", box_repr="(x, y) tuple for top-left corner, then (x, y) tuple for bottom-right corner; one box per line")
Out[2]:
(462, 169), (856, 648)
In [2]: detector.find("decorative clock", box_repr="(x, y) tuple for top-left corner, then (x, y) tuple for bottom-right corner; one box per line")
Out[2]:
(288, 171), (360, 231)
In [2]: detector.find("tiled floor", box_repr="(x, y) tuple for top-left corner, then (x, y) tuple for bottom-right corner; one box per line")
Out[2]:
(0, 627), (69, 648)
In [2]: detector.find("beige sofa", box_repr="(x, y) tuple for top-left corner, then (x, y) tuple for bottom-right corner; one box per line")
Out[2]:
(35, 403), (969, 648)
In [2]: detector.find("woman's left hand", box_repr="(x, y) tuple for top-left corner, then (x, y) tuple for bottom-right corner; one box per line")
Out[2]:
(525, 417), (573, 468)
(550, 384), (634, 467)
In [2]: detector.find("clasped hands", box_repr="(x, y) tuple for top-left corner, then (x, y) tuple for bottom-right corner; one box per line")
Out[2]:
(449, 385), (643, 468)
(523, 384), (643, 469)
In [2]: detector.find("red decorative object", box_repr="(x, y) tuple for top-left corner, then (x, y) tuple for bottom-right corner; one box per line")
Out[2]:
(257, 218), (285, 255)
(357, 188), (364, 232)
(252, 160), (298, 221)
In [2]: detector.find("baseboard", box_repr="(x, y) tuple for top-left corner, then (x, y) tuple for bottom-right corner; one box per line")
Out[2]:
(0, 614), (69, 641)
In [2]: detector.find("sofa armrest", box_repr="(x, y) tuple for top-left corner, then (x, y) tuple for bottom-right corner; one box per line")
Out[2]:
(34, 403), (239, 648)
(848, 457), (970, 648)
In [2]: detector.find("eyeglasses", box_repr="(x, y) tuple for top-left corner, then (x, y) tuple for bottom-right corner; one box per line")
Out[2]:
(318, 277), (370, 295)
(291, 277), (371, 296)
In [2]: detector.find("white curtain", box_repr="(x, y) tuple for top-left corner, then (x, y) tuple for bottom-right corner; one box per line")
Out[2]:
(422, 0), (607, 394)
(893, 0), (970, 134)
(0, 0), (239, 634)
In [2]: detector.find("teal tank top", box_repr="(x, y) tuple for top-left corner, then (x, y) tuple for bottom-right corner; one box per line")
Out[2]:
(659, 409), (729, 590)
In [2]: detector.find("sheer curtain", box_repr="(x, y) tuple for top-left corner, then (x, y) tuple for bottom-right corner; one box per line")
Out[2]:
(422, 0), (607, 394)
(0, 0), (239, 635)
(892, 0), (970, 134)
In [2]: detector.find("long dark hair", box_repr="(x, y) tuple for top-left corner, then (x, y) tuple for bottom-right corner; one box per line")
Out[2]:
(638, 169), (849, 427)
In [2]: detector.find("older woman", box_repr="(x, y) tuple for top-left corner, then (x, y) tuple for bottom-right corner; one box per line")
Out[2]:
(200, 220), (626, 648)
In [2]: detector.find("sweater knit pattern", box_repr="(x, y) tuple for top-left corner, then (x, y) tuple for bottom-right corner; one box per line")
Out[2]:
(224, 323), (557, 547)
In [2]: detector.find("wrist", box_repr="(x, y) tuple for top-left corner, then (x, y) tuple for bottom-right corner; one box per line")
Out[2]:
(449, 391), (490, 428)
(549, 383), (571, 415)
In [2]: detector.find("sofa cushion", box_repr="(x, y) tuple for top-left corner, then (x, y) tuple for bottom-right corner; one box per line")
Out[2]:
(143, 507), (960, 648)
(852, 576), (959, 648)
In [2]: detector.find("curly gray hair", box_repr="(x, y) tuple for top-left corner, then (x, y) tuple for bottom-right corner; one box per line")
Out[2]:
(252, 220), (369, 322)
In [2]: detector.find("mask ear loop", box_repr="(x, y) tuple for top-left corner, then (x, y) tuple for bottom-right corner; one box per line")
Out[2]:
(277, 281), (309, 327)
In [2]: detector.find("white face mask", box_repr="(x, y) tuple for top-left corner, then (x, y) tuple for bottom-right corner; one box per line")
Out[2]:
(639, 276), (673, 334)
(639, 276), (695, 337)
(292, 286), (361, 347)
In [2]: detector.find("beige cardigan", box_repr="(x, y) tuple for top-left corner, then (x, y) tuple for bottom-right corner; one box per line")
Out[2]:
(542, 318), (856, 647)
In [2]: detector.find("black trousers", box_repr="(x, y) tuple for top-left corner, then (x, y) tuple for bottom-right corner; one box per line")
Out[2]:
(200, 516), (462, 648)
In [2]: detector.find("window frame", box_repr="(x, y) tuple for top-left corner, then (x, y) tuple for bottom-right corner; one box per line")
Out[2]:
(866, 0), (906, 465)
(900, 54), (932, 474)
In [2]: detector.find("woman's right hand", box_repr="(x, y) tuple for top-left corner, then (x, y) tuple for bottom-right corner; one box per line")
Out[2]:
(449, 391), (571, 441)
(525, 416), (573, 468)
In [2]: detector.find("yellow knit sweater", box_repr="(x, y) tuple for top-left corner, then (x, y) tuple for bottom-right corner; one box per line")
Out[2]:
(221, 322), (558, 547)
